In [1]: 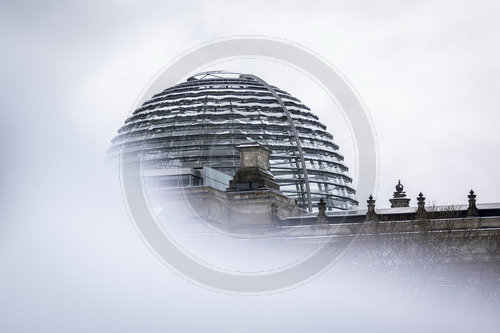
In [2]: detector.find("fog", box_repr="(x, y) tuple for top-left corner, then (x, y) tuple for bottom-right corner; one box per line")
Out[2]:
(1, 1), (499, 332)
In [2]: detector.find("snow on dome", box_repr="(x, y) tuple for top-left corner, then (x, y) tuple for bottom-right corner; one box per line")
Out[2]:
(110, 71), (358, 210)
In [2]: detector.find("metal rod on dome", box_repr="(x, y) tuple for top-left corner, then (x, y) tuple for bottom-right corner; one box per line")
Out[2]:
(240, 74), (313, 212)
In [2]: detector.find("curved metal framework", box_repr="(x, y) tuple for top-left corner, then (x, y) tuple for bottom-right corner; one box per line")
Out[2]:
(110, 71), (358, 211)
(240, 74), (312, 211)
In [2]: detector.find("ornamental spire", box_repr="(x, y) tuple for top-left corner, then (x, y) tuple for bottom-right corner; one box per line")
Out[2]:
(316, 198), (328, 223)
(389, 180), (411, 208)
(366, 195), (378, 221)
(416, 192), (427, 218)
(467, 189), (479, 217)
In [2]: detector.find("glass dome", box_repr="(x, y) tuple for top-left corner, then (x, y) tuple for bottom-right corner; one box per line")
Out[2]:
(110, 71), (358, 211)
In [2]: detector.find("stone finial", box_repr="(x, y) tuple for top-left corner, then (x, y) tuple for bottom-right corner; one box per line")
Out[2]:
(366, 195), (378, 221)
(317, 198), (328, 223)
(395, 180), (404, 194)
(389, 180), (411, 208)
(467, 189), (479, 217)
(416, 192), (427, 218)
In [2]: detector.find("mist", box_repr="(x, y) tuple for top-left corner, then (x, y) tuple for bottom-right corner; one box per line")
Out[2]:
(1, 0), (499, 332)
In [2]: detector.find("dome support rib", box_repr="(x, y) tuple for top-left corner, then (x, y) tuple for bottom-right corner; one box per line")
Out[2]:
(240, 74), (313, 212)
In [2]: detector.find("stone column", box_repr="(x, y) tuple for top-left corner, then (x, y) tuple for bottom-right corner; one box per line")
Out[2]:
(228, 142), (280, 191)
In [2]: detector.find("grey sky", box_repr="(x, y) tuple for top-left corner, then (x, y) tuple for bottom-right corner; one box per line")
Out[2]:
(3, 0), (498, 206)
(1, 1), (499, 332)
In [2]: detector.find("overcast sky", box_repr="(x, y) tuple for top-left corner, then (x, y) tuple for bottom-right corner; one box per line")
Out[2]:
(1, 1), (499, 332)
(2, 0), (498, 206)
